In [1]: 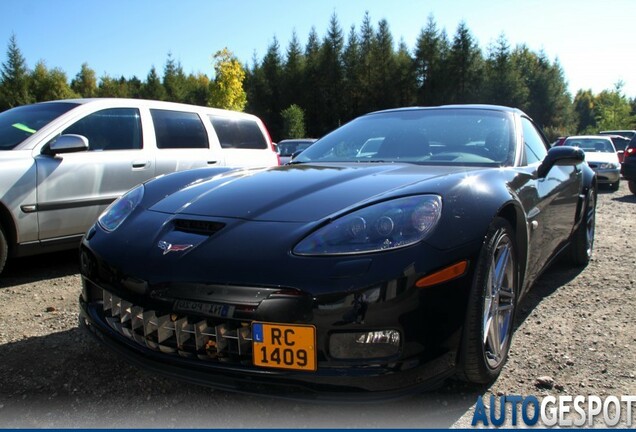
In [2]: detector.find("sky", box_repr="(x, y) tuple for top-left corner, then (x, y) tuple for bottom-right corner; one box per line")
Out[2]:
(1, 0), (635, 99)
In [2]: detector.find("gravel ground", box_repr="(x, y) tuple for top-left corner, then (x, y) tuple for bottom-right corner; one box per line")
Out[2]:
(0, 182), (634, 428)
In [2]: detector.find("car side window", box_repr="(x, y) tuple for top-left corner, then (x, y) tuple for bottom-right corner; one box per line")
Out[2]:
(209, 116), (267, 149)
(151, 109), (209, 149)
(521, 117), (548, 164)
(62, 108), (142, 151)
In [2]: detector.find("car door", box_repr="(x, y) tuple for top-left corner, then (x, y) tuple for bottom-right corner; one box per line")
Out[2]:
(34, 107), (155, 241)
(518, 117), (581, 283)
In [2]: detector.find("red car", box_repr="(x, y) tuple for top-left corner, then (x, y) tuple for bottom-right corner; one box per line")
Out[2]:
(621, 139), (636, 194)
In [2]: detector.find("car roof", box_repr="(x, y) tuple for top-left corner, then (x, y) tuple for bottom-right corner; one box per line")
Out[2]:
(30, 98), (260, 120)
(366, 104), (528, 117)
(564, 135), (612, 141)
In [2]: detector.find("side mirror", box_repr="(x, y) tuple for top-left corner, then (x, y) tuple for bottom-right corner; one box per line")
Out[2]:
(46, 134), (89, 155)
(537, 146), (585, 178)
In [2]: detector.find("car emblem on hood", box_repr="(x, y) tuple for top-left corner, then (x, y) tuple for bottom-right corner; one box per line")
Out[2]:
(158, 240), (193, 255)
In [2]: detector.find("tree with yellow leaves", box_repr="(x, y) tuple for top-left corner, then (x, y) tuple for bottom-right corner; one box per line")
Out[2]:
(209, 48), (247, 111)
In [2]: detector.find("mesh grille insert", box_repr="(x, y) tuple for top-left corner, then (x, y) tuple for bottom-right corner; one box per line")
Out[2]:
(173, 219), (225, 235)
(101, 289), (253, 363)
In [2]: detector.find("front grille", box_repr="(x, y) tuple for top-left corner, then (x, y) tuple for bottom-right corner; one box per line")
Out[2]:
(101, 289), (253, 363)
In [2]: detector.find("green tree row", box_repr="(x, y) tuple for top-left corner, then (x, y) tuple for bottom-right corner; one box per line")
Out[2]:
(0, 35), (247, 112)
(246, 12), (635, 140)
(2, 12), (635, 142)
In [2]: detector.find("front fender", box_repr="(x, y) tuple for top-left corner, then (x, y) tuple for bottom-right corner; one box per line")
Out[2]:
(422, 170), (525, 251)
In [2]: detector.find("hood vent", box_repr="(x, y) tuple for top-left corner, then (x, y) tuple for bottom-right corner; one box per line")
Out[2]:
(174, 219), (225, 236)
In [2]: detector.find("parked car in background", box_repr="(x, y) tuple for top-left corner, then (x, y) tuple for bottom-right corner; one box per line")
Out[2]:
(562, 135), (621, 190)
(599, 134), (631, 163)
(551, 136), (567, 147)
(0, 98), (278, 275)
(599, 130), (636, 141)
(621, 139), (636, 194)
(79, 105), (596, 397)
(276, 138), (317, 164)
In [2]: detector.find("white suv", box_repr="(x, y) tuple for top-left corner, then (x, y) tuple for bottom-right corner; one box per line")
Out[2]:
(0, 98), (279, 274)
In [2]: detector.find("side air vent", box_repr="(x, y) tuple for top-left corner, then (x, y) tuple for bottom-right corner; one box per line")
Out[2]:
(174, 219), (225, 236)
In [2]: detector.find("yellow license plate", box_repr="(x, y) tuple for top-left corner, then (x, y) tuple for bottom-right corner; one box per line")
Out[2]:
(252, 322), (316, 371)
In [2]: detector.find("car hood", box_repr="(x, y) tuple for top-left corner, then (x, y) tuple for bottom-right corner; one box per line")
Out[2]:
(585, 152), (619, 164)
(148, 163), (484, 223)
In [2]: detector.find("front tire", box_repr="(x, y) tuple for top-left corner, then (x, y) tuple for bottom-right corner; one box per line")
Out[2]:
(568, 188), (596, 266)
(458, 217), (517, 384)
(629, 180), (636, 195)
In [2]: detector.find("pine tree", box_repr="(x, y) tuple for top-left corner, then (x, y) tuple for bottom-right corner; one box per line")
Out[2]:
(302, 28), (322, 137)
(163, 53), (187, 102)
(318, 12), (345, 132)
(394, 39), (417, 107)
(342, 24), (363, 119)
(414, 15), (441, 105)
(370, 19), (397, 110)
(483, 34), (528, 109)
(260, 38), (284, 138)
(141, 66), (166, 100)
(0, 34), (32, 109)
(447, 22), (483, 103)
(358, 12), (375, 111)
(282, 31), (305, 111)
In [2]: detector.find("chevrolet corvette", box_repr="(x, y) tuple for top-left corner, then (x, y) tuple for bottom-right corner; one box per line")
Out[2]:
(79, 105), (596, 398)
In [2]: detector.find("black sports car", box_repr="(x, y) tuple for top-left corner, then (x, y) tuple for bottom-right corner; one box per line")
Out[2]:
(79, 105), (596, 398)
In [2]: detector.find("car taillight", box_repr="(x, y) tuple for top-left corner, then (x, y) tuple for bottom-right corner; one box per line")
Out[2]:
(626, 147), (636, 159)
(263, 126), (280, 166)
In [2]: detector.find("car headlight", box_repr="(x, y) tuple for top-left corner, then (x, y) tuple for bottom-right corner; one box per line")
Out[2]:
(599, 162), (618, 169)
(97, 184), (144, 232)
(294, 195), (442, 256)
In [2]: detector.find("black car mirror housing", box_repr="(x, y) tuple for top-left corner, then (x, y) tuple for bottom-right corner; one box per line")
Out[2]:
(538, 146), (585, 178)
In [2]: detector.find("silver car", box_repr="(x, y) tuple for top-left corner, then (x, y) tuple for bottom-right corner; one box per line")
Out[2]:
(562, 135), (621, 190)
(0, 98), (279, 274)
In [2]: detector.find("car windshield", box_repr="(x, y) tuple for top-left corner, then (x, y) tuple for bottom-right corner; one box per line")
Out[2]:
(0, 102), (79, 150)
(564, 138), (615, 153)
(294, 108), (516, 166)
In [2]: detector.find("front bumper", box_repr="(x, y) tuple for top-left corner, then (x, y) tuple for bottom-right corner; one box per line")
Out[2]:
(79, 283), (458, 399)
(590, 167), (620, 184)
(78, 242), (481, 398)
